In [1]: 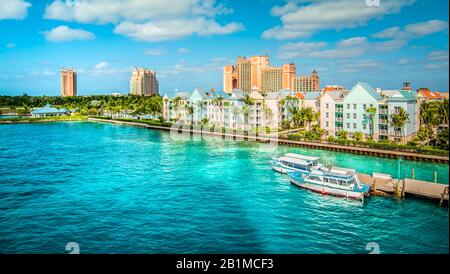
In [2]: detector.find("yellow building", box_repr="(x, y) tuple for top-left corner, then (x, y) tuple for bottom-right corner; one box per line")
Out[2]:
(61, 68), (77, 97)
(130, 67), (159, 96)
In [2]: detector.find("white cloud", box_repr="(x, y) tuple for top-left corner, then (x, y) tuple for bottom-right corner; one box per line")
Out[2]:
(94, 61), (109, 70)
(0, 0), (31, 20)
(30, 69), (56, 77)
(5, 43), (16, 48)
(177, 48), (189, 53)
(44, 0), (232, 24)
(279, 36), (404, 60)
(44, 0), (242, 41)
(144, 48), (166, 56)
(113, 18), (243, 42)
(426, 62), (449, 70)
(338, 60), (382, 73)
(373, 20), (449, 39)
(79, 62), (129, 77)
(397, 58), (415, 65)
(43, 25), (95, 42)
(427, 51), (449, 61)
(263, 0), (414, 40)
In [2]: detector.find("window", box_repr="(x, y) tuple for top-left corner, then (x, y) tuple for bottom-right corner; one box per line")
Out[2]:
(347, 104), (350, 109)
(353, 104), (357, 110)
(353, 123), (356, 129)
(363, 104), (367, 110)
(363, 124), (367, 130)
(326, 122), (329, 127)
(326, 103), (329, 109)
(346, 113), (350, 119)
(347, 123), (350, 128)
(363, 114), (366, 120)
(326, 112), (329, 118)
(353, 113), (357, 119)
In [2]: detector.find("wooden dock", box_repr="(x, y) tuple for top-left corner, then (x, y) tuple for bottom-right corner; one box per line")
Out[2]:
(358, 173), (449, 204)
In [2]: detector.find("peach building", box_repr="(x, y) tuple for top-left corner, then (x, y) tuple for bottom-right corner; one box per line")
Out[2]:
(292, 70), (320, 93)
(223, 55), (318, 94)
(61, 68), (77, 97)
(130, 67), (159, 96)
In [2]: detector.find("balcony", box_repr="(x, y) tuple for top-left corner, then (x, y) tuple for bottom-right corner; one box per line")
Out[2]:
(335, 108), (343, 113)
(379, 119), (388, 125)
(336, 117), (343, 122)
(394, 131), (402, 137)
(379, 109), (388, 115)
(379, 129), (388, 135)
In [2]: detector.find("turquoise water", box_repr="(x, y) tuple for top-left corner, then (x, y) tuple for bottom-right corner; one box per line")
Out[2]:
(0, 122), (448, 254)
(0, 115), (19, 119)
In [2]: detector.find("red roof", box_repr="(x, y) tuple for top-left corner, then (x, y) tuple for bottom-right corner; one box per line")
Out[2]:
(419, 90), (443, 100)
(295, 92), (304, 99)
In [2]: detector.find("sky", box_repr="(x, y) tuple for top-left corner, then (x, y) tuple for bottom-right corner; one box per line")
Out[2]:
(0, 0), (448, 97)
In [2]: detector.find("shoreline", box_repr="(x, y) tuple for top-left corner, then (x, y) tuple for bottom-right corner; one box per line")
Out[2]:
(1, 116), (448, 163)
(87, 117), (450, 164)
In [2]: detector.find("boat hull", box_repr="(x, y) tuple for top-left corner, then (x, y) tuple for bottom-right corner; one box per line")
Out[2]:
(271, 160), (310, 174)
(289, 175), (369, 201)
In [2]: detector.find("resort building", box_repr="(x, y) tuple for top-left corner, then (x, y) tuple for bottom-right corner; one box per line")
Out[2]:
(31, 104), (71, 117)
(319, 89), (349, 136)
(223, 55), (318, 94)
(292, 70), (320, 93)
(130, 67), (159, 96)
(61, 68), (77, 97)
(163, 81), (420, 143)
(319, 82), (419, 142)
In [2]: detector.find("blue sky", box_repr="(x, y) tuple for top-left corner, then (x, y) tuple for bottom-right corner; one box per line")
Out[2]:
(0, 0), (448, 96)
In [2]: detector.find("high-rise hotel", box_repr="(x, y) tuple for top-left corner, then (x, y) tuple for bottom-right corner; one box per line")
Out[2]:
(130, 67), (159, 96)
(223, 55), (319, 94)
(61, 68), (77, 97)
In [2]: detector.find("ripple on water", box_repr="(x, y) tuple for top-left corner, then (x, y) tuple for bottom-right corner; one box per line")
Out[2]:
(0, 122), (448, 254)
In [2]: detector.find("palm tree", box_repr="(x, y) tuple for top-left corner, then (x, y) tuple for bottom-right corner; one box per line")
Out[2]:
(231, 105), (241, 129)
(242, 95), (254, 131)
(353, 131), (363, 142)
(390, 107), (410, 143)
(288, 106), (302, 128)
(366, 107), (377, 140)
(184, 104), (194, 125)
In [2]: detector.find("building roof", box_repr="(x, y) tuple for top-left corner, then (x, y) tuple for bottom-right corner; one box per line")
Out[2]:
(172, 92), (190, 100)
(31, 104), (68, 115)
(327, 90), (348, 101)
(418, 89), (443, 100)
(381, 90), (416, 102)
(210, 91), (230, 99)
(264, 92), (280, 100)
(295, 92), (304, 99)
(189, 88), (208, 101)
(229, 89), (244, 100)
(351, 82), (383, 101)
(304, 91), (320, 100)
(278, 89), (295, 99)
(249, 90), (265, 100)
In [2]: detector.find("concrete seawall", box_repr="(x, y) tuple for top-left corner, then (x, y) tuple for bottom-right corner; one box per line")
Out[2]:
(88, 118), (449, 164)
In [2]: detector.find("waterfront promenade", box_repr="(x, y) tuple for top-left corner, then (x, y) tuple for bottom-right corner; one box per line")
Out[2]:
(87, 117), (449, 164)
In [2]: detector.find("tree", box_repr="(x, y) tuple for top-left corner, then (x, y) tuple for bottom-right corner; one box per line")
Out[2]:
(390, 107), (410, 143)
(288, 106), (302, 128)
(336, 130), (348, 140)
(366, 107), (377, 140)
(184, 104), (194, 125)
(353, 131), (363, 142)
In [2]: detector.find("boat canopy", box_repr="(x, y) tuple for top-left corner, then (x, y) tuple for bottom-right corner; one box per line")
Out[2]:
(328, 167), (356, 176)
(284, 153), (319, 162)
(279, 156), (312, 166)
